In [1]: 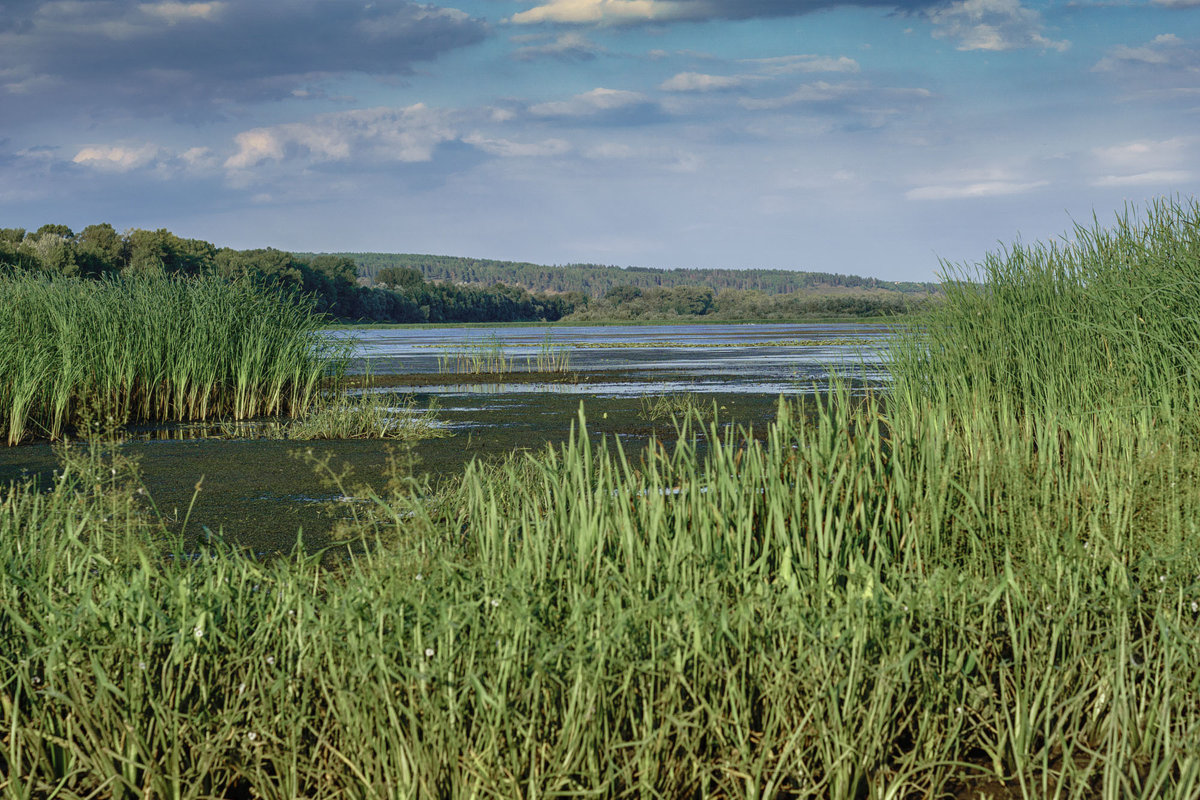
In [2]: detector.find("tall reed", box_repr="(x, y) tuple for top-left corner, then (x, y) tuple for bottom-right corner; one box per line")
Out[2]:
(0, 273), (336, 445)
(4, 200), (1200, 797)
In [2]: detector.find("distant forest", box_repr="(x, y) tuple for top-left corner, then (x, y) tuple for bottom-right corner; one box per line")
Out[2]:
(2, 224), (936, 324)
(0, 225), (576, 324)
(321, 252), (940, 298)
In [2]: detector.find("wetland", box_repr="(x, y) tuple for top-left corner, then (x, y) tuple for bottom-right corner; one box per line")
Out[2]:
(0, 322), (889, 551)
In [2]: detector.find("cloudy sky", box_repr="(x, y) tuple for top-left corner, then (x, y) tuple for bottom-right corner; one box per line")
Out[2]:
(1, 0), (1197, 280)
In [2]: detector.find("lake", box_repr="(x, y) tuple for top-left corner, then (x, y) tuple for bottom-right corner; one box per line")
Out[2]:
(0, 322), (892, 551)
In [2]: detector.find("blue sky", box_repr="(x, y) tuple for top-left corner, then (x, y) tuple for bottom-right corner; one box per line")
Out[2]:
(1, 0), (1197, 280)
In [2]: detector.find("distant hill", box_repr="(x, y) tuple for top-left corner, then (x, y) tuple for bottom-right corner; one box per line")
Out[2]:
(311, 252), (940, 298)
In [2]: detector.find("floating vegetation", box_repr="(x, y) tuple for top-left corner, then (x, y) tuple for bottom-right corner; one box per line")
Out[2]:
(639, 391), (709, 422)
(285, 392), (449, 441)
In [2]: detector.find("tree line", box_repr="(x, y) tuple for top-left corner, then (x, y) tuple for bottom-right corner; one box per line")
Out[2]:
(0, 225), (579, 324)
(329, 252), (940, 298)
(566, 284), (931, 321)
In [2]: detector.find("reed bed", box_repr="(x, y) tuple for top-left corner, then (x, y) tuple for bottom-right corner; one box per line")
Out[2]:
(528, 332), (571, 373)
(436, 333), (571, 375)
(436, 335), (515, 375)
(0, 274), (339, 445)
(3, 199), (1200, 797)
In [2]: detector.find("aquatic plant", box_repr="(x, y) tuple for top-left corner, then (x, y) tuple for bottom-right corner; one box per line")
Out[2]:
(436, 334), (514, 375)
(0, 273), (338, 445)
(4, 200), (1200, 797)
(527, 331), (571, 373)
(285, 391), (449, 441)
(638, 391), (708, 422)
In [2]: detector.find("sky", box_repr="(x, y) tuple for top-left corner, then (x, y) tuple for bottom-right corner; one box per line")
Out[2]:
(1, 0), (1198, 281)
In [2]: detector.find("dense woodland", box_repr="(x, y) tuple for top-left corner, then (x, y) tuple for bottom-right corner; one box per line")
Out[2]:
(0, 225), (576, 323)
(2, 224), (933, 323)
(327, 251), (939, 297)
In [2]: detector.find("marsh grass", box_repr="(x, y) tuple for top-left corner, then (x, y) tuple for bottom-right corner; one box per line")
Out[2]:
(527, 331), (571, 372)
(436, 335), (514, 375)
(639, 391), (709, 422)
(285, 391), (450, 441)
(0, 274), (338, 445)
(4, 199), (1200, 797)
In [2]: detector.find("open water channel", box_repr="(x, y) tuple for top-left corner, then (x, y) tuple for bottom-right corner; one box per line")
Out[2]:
(0, 323), (892, 551)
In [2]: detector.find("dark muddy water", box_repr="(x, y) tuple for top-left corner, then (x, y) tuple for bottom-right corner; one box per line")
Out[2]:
(1, 323), (890, 551)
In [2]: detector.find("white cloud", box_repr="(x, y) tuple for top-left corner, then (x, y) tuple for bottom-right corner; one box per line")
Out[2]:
(509, 0), (691, 25)
(1092, 137), (1193, 169)
(463, 134), (571, 157)
(1090, 137), (1196, 186)
(738, 81), (855, 110)
(529, 87), (650, 117)
(742, 55), (860, 75)
(1093, 34), (1194, 71)
(512, 32), (604, 61)
(906, 180), (1049, 200)
(224, 105), (457, 170)
(138, 2), (225, 24)
(659, 72), (743, 92)
(72, 143), (162, 172)
(1092, 171), (1194, 187)
(927, 0), (1069, 52)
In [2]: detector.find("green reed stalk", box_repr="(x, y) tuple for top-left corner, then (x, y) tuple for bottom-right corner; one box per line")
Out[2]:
(5, 199), (1200, 797)
(0, 274), (335, 445)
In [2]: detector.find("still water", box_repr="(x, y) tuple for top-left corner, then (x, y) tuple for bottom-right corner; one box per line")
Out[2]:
(0, 323), (893, 550)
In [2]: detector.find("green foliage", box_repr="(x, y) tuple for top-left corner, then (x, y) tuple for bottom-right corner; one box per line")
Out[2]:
(286, 392), (450, 441)
(0, 273), (333, 445)
(335, 251), (941, 297)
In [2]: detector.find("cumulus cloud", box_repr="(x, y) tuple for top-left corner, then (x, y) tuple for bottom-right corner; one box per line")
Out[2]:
(660, 71), (744, 92)
(510, 0), (692, 24)
(462, 133), (572, 157)
(742, 54), (860, 75)
(0, 1), (486, 119)
(529, 87), (654, 118)
(512, 32), (605, 61)
(72, 143), (163, 172)
(926, 0), (1068, 52)
(508, 0), (947, 26)
(739, 82), (930, 111)
(138, 2), (225, 24)
(224, 105), (458, 171)
(1093, 33), (1196, 71)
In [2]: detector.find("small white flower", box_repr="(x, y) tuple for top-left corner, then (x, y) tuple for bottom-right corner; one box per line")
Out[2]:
(490, 598), (500, 608)
(265, 656), (275, 666)
(193, 626), (203, 639)
(247, 732), (257, 742)
(415, 573), (423, 582)
(1082, 541), (1090, 550)
(1160, 575), (1168, 584)
(287, 609), (295, 617)
(955, 706), (964, 715)
(238, 682), (247, 695)
(1191, 601), (1199, 613)
(424, 648), (434, 658)
(138, 661), (147, 671)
